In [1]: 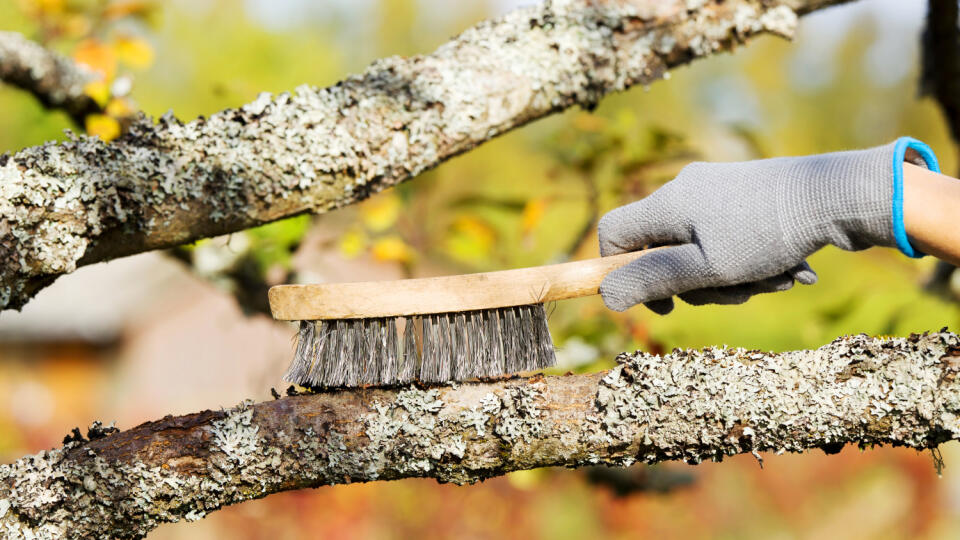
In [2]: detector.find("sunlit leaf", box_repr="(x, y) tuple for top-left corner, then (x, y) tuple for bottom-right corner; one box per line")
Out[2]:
(103, 0), (156, 20)
(105, 97), (134, 118)
(338, 228), (368, 259)
(73, 38), (116, 81)
(506, 469), (544, 490)
(85, 114), (120, 142)
(520, 198), (547, 237)
(360, 193), (402, 232)
(82, 81), (110, 107)
(24, 0), (64, 15)
(572, 113), (605, 132)
(444, 215), (495, 264)
(61, 14), (92, 38)
(114, 35), (154, 69)
(371, 235), (413, 263)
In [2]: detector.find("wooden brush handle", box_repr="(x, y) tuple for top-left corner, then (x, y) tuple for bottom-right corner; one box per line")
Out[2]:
(268, 250), (653, 320)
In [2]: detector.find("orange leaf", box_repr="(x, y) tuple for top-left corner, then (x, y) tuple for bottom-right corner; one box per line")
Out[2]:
(371, 236), (413, 263)
(103, 0), (156, 20)
(444, 215), (496, 263)
(520, 198), (547, 236)
(360, 193), (402, 232)
(572, 113), (606, 132)
(73, 39), (116, 81)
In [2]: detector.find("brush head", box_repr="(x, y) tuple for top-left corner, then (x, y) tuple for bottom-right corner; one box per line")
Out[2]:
(284, 304), (556, 388)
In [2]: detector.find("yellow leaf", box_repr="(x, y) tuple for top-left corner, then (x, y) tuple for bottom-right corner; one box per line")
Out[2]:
(61, 14), (92, 38)
(521, 198), (547, 236)
(114, 36), (154, 70)
(105, 98), (134, 118)
(85, 114), (120, 142)
(360, 193), (402, 232)
(338, 228), (368, 259)
(506, 469), (544, 490)
(444, 215), (495, 263)
(371, 235), (413, 263)
(82, 81), (110, 107)
(73, 39), (116, 81)
(24, 0), (64, 15)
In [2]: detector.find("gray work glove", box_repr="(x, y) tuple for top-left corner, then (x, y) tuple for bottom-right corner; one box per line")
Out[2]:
(598, 138), (939, 314)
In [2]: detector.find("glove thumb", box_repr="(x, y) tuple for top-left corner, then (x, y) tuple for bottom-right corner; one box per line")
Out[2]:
(600, 244), (712, 312)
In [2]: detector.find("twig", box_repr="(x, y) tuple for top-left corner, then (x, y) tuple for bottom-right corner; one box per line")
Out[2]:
(0, 31), (102, 125)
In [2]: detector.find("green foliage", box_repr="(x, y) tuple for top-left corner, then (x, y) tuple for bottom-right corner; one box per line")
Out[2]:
(245, 215), (312, 272)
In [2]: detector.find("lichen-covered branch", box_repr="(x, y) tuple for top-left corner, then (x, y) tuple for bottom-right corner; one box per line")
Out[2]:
(2, 331), (958, 539)
(0, 0), (854, 310)
(0, 31), (102, 125)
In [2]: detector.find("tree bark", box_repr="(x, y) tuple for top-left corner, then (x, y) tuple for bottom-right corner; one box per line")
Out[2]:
(0, 0), (855, 311)
(1, 331), (957, 539)
(0, 31), (102, 125)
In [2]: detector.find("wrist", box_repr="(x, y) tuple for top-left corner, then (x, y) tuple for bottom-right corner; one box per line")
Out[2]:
(892, 137), (940, 258)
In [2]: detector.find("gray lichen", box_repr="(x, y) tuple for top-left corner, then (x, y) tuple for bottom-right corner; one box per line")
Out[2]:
(0, 0), (837, 311)
(584, 331), (960, 466)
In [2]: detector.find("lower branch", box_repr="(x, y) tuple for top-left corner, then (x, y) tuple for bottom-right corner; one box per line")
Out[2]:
(2, 331), (959, 538)
(0, 31), (101, 125)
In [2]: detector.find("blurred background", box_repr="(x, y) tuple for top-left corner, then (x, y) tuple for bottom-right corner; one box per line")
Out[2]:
(3, 0), (960, 538)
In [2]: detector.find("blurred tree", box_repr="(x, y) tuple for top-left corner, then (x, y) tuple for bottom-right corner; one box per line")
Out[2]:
(2, 0), (960, 538)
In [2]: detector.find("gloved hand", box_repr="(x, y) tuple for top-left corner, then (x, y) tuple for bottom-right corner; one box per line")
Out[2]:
(598, 137), (939, 314)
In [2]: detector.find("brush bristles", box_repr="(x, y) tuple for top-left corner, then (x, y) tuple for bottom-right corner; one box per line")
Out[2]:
(284, 304), (557, 388)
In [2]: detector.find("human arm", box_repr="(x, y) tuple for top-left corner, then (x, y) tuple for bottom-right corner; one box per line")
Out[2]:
(904, 162), (960, 266)
(598, 138), (946, 314)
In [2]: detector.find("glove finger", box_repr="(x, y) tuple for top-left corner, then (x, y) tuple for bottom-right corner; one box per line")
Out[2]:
(643, 298), (675, 315)
(598, 193), (691, 257)
(679, 286), (751, 306)
(600, 244), (712, 311)
(679, 272), (795, 306)
(788, 261), (818, 285)
(752, 271), (796, 293)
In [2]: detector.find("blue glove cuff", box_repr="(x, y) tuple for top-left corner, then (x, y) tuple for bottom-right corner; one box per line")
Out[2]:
(892, 136), (940, 258)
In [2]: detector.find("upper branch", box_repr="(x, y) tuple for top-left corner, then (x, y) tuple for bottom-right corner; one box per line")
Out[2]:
(0, 31), (102, 125)
(0, 0), (852, 310)
(1, 331), (958, 538)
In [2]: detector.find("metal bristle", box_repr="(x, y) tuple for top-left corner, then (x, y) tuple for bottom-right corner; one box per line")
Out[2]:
(283, 303), (556, 388)
(400, 316), (420, 383)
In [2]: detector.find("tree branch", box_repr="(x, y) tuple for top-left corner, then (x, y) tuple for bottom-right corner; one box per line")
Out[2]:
(0, 0), (854, 311)
(0, 31), (102, 125)
(1, 330), (958, 538)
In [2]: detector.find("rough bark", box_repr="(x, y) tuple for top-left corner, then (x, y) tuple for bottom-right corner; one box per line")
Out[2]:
(1, 331), (958, 539)
(0, 31), (102, 125)
(0, 0), (855, 311)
